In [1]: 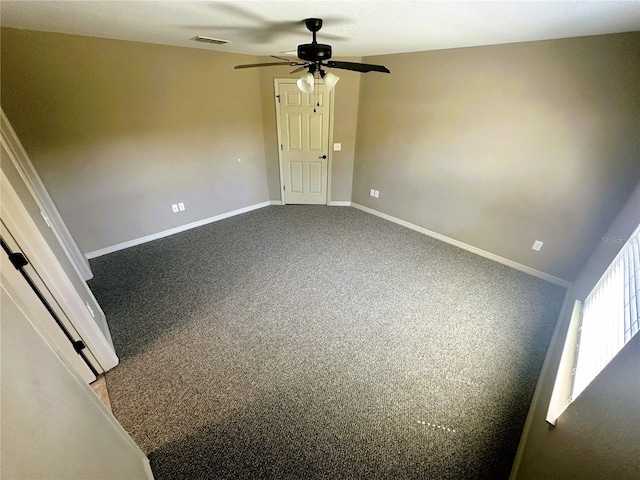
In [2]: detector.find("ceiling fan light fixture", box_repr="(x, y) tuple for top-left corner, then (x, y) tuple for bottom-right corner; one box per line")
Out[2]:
(321, 71), (340, 91)
(297, 72), (315, 94)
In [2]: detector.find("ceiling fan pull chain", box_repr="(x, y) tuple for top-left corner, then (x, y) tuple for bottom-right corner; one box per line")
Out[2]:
(313, 74), (318, 112)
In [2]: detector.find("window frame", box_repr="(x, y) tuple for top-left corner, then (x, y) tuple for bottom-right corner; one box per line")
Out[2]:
(547, 223), (640, 425)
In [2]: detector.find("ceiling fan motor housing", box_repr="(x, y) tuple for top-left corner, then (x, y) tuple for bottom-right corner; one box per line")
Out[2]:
(298, 43), (332, 61)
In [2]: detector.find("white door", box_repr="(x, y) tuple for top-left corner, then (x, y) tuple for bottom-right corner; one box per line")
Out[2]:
(275, 79), (332, 205)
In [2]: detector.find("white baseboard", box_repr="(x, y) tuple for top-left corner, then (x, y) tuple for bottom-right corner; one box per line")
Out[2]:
(86, 201), (273, 259)
(86, 199), (571, 288)
(142, 458), (155, 479)
(351, 203), (571, 288)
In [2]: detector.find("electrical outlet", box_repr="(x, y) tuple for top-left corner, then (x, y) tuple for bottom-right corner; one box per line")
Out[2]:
(171, 204), (179, 213)
(370, 189), (375, 197)
(532, 240), (544, 251)
(178, 202), (185, 211)
(374, 190), (379, 198)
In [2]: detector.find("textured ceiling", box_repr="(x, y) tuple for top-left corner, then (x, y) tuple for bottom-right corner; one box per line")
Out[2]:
(1, 1), (639, 58)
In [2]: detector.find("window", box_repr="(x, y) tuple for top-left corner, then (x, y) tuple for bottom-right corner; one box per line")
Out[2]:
(547, 223), (640, 425)
(571, 224), (640, 401)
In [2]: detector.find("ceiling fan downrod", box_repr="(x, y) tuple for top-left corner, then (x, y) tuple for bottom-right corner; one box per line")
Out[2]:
(305, 18), (323, 37)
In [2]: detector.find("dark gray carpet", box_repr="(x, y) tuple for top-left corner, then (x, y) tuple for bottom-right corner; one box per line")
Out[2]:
(88, 206), (566, 479)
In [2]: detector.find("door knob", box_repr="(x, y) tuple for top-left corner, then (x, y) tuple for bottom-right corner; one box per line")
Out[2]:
(319, 155), (327, 159)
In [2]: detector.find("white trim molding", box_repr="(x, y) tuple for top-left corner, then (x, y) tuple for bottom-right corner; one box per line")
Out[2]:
(274, 78), (335, 206)
(1, 170), (118, 372)
(1, 109), (93, 281)
(270, 200), (349, 207)
(546, 299), (583, 425)
(87, 201), (275, 258)
(352, 203), (572, 288)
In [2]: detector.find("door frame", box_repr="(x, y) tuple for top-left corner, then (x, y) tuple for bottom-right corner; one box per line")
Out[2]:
(0, 168), (118, 375)
(1, 226), (97, 383)
(274, 78), (335, 205)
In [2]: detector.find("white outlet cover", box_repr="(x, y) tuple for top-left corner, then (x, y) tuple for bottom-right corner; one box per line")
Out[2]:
(178, 202), (185, 211)
(171, 204), (179, 213)
(532, 240), (544, 251)
(374, 190), (379, 198)
(333, 143), (342, 151)
(370, 189), (375, 197)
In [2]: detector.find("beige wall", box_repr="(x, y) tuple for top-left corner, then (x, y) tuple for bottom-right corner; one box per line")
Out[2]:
(354, 32), (640, 282)
(258, 57), (362, 203)
(1, 282), (151, 479)
(512, 183), (640, 479)
(1, 28), (270, 254)
(516, 334), (639, 479)
(2, 27), (638, 281)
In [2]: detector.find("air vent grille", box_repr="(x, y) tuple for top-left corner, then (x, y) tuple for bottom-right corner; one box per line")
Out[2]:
(190, 36), (230, 45)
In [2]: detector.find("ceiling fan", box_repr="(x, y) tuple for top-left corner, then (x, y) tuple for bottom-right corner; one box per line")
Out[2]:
(234, 18), (390, 93)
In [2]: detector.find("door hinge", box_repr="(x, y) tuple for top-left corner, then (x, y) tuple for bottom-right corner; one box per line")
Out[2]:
(9, 252), (29, 270)
(283, 185), (286, 191)
(280, 144), (283, 151)
(276, 95), (280, 103)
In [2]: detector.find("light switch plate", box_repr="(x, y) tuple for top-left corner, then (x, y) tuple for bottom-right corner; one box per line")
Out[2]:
(532, 240), (544, 251)
(333, 143), (342, 151)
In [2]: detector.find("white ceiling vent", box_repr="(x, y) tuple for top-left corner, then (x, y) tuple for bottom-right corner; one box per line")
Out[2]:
(190, 36), (230, 45)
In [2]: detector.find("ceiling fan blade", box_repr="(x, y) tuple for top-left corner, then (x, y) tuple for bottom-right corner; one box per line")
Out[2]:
(326, 61), (390, 74)
(271, 55), (295, 61)
(290, 66), (308, 74)
(234, 61), (301, 69)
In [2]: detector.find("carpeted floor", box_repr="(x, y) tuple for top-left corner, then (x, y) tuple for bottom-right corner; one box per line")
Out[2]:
(88, 206), (566, 479)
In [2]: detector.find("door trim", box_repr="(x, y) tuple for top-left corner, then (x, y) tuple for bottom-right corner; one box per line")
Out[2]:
(274, 78), (335, 205)
(0, 169), (118, 373)
(1, 232), (97, 383)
